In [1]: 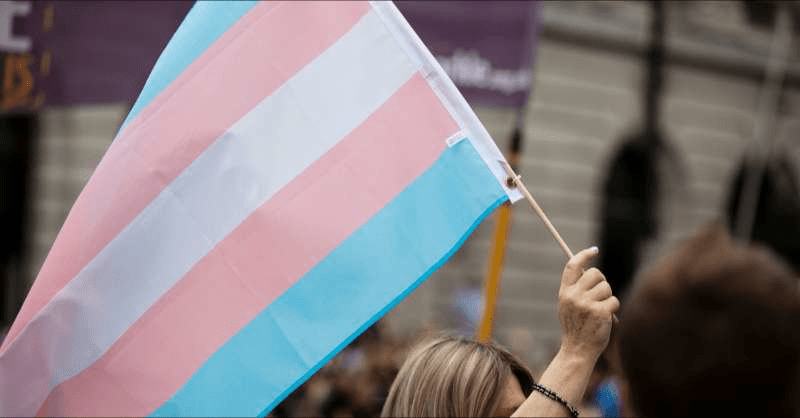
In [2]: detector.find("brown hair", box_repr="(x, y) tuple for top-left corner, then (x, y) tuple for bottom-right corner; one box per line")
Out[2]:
(617, 222), (800, 416)
(380, 334), (533, 417)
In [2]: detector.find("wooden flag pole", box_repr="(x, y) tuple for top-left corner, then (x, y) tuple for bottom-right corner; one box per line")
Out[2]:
(499, 160), (573, 258)
(498, 160), (619, 323)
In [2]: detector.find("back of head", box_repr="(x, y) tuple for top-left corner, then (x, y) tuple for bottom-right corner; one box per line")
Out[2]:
(618, 223), (800, 416)
(380, 335), (532, 417)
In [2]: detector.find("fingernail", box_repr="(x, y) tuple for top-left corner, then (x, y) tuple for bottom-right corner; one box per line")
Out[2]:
(589, 246), (599, 254)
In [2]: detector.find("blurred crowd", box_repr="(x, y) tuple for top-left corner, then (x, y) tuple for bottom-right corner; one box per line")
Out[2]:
(268, 321), (412, 418)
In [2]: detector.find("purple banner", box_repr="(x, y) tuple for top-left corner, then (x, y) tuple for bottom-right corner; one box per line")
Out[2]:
(0, 1), (191, 113)
(397, 1), (541, 108)
(0, 1), (539, 113)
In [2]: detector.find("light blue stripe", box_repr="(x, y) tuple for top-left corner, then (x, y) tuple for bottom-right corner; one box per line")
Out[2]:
(119, 1), (258, 131)
(149, 139), (507, 417)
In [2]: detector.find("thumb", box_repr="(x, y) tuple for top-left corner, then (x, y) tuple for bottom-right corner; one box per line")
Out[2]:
(562, 246), (599, 286)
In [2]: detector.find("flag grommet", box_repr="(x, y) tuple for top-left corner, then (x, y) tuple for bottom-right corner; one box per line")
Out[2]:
(506, 175), (520, 188)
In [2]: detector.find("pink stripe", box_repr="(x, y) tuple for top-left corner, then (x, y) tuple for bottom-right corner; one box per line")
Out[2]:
(2, 1), (371, 352)
(37, 75), (456, 416)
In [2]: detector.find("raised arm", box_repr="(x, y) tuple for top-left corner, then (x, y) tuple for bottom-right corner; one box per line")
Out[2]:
(512, 247), (619, 417)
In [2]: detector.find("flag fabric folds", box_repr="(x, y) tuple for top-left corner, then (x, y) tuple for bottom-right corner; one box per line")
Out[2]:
(0, 1), (522, 416)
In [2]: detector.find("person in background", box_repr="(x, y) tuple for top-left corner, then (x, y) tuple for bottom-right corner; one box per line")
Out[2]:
(616, 222), (800, 416)
(381, 246), (619, 417)
(579, 355), (620, 417)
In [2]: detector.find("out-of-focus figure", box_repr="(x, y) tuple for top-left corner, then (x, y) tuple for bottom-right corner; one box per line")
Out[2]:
(615, 222), (800, 416)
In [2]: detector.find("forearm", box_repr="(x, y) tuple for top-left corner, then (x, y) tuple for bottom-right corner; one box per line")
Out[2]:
(512, 247), (617, 417)
(511, 347), (596, 417)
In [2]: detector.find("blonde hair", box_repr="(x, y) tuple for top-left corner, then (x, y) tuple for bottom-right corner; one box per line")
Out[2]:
(380, 335), (533, 417)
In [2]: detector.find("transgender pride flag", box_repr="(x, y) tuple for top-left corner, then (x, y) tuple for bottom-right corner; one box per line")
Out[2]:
(0, 1), (522, 416)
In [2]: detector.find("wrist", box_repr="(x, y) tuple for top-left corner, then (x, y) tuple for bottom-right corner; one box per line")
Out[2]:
(555, 344), (598, 371)
(527, 345), (598, 416)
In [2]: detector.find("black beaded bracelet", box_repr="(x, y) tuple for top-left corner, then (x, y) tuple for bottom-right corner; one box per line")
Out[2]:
(530, 382), (580, 417)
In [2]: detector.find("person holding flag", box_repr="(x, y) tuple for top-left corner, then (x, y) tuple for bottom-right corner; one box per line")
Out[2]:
(382, 247), (618, 417)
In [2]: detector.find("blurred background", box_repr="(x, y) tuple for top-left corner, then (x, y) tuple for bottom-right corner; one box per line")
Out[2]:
(2, 1), (800, 416)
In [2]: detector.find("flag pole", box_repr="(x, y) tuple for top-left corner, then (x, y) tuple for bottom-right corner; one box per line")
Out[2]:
(498, 159), (620, 323)
(476, 115), (524, 343)
(476, 200), (512, 342)
(499, 160), (573, 258)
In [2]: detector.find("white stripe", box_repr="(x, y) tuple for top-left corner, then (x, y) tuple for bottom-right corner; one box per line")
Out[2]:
(0, 10), (418, 415)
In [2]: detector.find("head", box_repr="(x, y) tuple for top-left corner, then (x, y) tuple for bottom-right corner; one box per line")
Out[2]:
(380, 335), (533, 417)
(617, 222), (800, 416)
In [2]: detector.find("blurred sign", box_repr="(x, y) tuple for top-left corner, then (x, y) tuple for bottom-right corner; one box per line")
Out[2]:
(0, 1), (540, 113)
(398, 1), (541, 108)
(0, 1), (191, 113)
